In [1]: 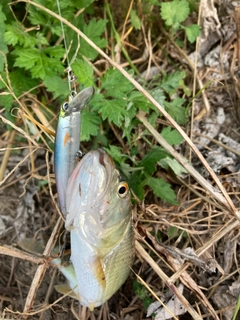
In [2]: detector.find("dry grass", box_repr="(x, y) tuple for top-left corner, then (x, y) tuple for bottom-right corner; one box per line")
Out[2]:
(1, 0), (240, 319)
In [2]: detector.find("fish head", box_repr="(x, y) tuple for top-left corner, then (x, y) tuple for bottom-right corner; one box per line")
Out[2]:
(65, 148), (131, 248)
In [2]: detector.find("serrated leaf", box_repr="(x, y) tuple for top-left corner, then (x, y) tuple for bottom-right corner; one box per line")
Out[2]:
(72, 59), (94, 86)
(81, 107), (100, 141)
(129, 172), (144, 200)
(13, 47), (64, 79)
(160, 71), (186, 96)
(139, 147), (168, 175)
(35, 32), (49, 45)
(13, 48), (39, 69)
(44, 46), (65, 58)
(130, 9), (142, 30)
(160, 0), (190, 27)
(92, 93), (127, 127)
(80, 18), (108, 60)
(161, 127), (183, 145)
(10, 69), (38, 96)
(145, 176), (178, 204)
(164, 98), (186, 125)
(43, 75), (69, 99)
(4, 22), (35, 48)
(0, 93), (13, 110)
(159, 157), (187, 176)
(28, 7), (49, 26)
(104, 145), (125, 164)
(151, 88), (165, 107)
(123, 116), (138, 146)
(184, 24), (200, 43)
(101, 68), (133, 99)
(128, 91), (153, 113)
(0, 5), (8, 72)
(31, 57), (46, 79)
(74, 0), (95, 8)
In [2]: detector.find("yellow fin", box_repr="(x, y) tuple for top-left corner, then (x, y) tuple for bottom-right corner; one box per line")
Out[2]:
(55, 284), (78, 300)
(88, 303), (95, 311)
(91, 255), (106, 289)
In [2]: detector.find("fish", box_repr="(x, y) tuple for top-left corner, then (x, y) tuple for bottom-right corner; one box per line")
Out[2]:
(59, 148), (134, 309)
(54, 87), (94, 216)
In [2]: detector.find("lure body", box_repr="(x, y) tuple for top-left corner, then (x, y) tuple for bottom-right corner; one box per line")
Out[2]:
(64, 149), (134, 309)
(54, 87), (94, 216)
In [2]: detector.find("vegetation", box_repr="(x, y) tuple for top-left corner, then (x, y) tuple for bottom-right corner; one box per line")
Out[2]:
(0, 0), (239, 319)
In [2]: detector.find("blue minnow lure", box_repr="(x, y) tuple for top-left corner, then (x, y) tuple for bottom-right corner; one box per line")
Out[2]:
(54, 87), (94, 217)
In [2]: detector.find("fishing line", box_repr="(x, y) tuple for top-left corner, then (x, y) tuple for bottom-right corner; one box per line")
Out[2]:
(56, 0), (76, 92)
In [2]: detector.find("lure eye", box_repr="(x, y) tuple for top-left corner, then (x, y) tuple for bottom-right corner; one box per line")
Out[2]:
(117, 182), (129, 198)
(62, 102), (69, 111)
(71, 90), (77, 98)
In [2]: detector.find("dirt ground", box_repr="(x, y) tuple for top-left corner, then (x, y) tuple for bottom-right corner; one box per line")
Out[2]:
(1, 0), (240, 319)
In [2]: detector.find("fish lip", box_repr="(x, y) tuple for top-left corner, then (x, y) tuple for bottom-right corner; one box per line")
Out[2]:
(64, 86), (94, 115)
(84, 149), (117, 208)
(96, 149), (116, 193)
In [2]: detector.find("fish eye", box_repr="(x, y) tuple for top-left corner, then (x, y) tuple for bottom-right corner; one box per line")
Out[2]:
(117, 182), (129, 198)
(62, 102), (69, 111)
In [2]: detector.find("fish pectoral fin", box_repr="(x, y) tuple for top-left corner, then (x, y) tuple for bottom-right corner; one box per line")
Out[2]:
(92, 255), (106, 289)
(55, 284), (79, 300)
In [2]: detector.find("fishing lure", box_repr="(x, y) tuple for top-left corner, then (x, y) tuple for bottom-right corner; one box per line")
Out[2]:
(54, 87), (94, 216)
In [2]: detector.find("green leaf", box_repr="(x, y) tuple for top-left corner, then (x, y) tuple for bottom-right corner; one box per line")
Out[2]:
(43, 75), (69, 99)
(13, 48), (39, 70)
(80, 18), (108, 60)
(4, 22), (34, 48)
(0, 92), (13, 110)
(44, 46), (65, 59)
(28, 7), (49, 26)
(72, 59), (94, 87)
(159, 157), (187, 176)
(130, 9), (142, 30)
(74, 0), (95, 8)
(101, 68), (133, 99)
(0, 5), (9, 71)
(13, 47), (65, 79)
(151, 88), (165, 107)
(129, 172), (144, 200)
(133, 279), (153, 309)
(164, 97), (186, 125)
(128, 91), (153, 113)
(160, 71), (186, 96)
(80, 107), (100, 141)
(105, 145), (126, 164)
(160, 0), (190, 27)
(9, 69), (38, 96)
(139, 147), (168, 175)
(92, 93), (127, 127)
(161, 127), (183, 145)
(145, 176), (178, 204)
(184, 24), (200, 43)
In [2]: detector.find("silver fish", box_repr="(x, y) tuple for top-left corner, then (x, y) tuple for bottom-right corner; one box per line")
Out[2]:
(62, 148), (134, 309)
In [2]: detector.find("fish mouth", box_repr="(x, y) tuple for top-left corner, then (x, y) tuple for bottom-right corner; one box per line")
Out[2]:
(95, 148), (116, 196)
